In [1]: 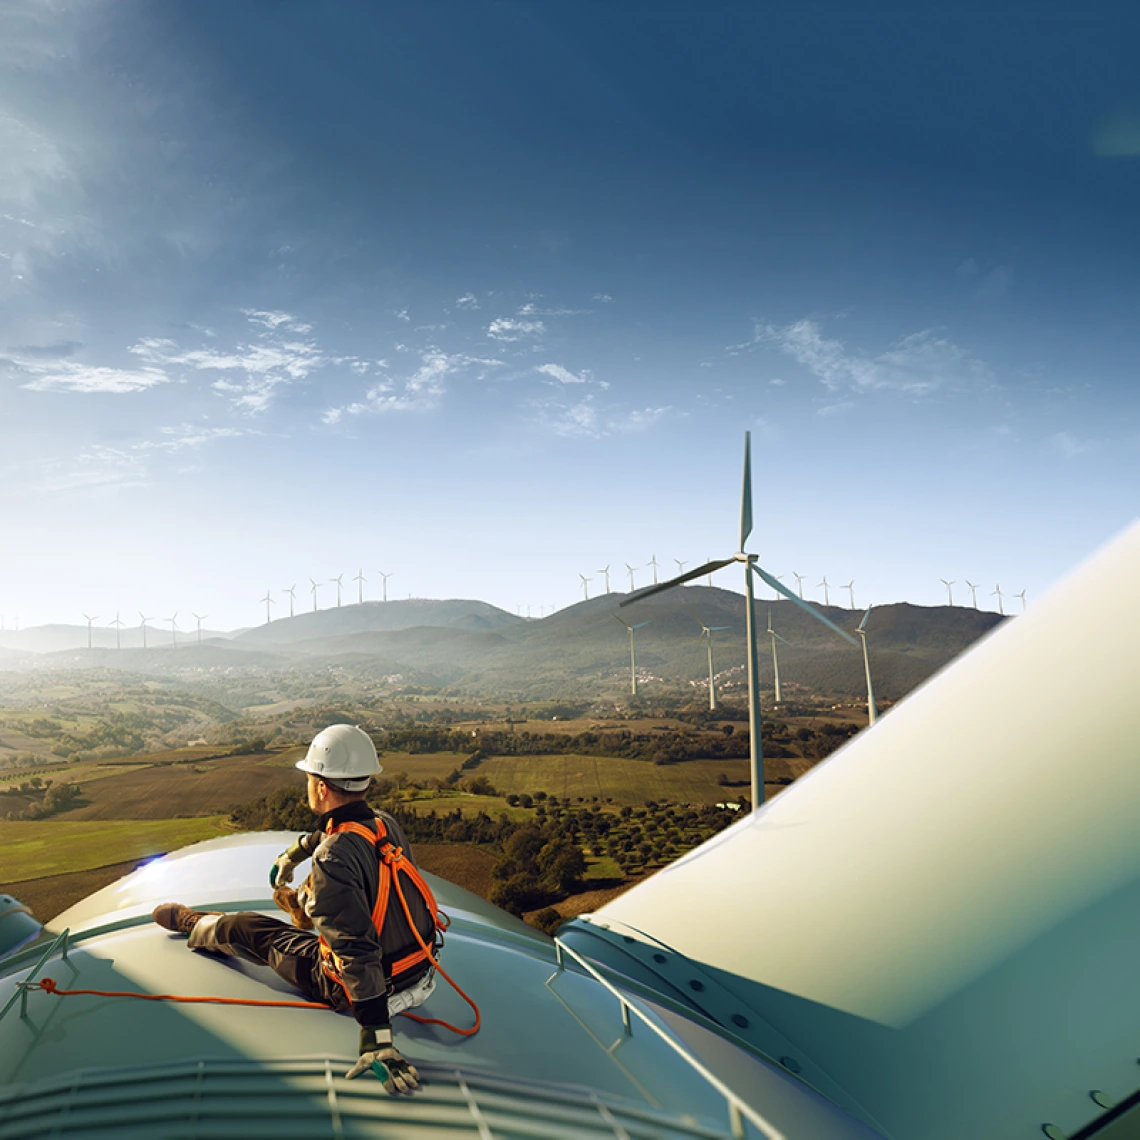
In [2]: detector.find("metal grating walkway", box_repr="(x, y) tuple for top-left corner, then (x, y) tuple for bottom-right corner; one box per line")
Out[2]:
(0, 1057), (749, 1139)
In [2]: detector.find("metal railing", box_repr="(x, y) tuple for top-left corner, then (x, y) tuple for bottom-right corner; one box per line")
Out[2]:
(550, 936), (787, 1140)
(0, 927), (70, 1024)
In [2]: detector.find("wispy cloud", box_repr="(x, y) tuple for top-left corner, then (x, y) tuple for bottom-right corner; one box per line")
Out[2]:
(137, 424), (249, 452)
(529, 393), (670, 438)
(750, 318), (988, 396)
(12, 358), (170, 393)
(456, 294), (480, 310)
(131, 310), (325, 413)
(1051, 431), (1097, 459)
(322, 350), (503, 422)
(535, 362), (591, 385)
(487, 317), (544, 342)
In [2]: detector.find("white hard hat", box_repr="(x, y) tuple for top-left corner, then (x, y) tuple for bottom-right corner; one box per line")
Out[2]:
(296, 724), (382, 791)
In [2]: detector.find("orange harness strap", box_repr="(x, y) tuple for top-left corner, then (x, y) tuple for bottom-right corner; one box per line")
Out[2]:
(322, 818), (480, 1037)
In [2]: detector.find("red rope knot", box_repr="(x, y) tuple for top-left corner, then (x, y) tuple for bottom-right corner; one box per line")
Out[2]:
(39, 978), (57, 993)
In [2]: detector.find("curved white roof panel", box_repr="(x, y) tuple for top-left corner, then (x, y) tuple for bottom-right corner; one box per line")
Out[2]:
(1, 832), (884, 1139)
(592, 522), (1140, 1140)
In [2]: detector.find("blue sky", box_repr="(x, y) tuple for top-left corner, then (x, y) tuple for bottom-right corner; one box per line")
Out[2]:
(2, 0), (1138, 630)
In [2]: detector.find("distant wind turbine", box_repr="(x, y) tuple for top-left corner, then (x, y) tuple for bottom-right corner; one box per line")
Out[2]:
(330, 575), (344, 607)
(283, 585), (296, 618)
(614, 614), (650, 696)
(767, 609), (789, 704)
(579, 574), (591, 601)
(355, 568), (366, 604)
(624, 563), (637, 591)
(378, 571), (393, 602)
(260, 590), (274, 625)
(647, 555), (659, 584)
(706, 558), (715, 587)
(965, 580), (979, 609)
(309, 578), (321, 612)
(166, 613), (179, 647)
(941, 578), (956, 607)
(622, 432), (859, 809)
(82, 613), (98, 650)
(768, 573), (785, 601)
(110, 612), (123, 650)
(192, 613), (208, 644)
(698, 620), (731, 710)
(674, 559), (688, 576)
(1015, 589), (1027, 612)
(597, 565), (611, 594)
(841, 580), (855, 610)
(138, 613), (153, 650)
(793, 572), (806, 599)
(856, 607), (878, 725)
(818, 576), (830, 607)
(993, 584), (1004, 615)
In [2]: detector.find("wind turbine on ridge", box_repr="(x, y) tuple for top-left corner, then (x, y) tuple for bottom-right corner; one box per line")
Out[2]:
(793, 572), (806, 599)
(330, 574), (344, 607)
(138, 613), (153, 650)
(993, 584), (1004, 615)
(965, 580), (979, 609)
(614, 614), (650, 696)
(674, 559), (688, 576)
(260, 590), (274, 625)
(767, 609), (788, 704)
(622, 432), (858, 809)
(624, 563), (637, 591)
(856, 607), (878, 725)
(941, 578), (956, 607)
(841, 580), (855, 610)
(166, 613), (179, 648)
(1015, 589), (1027, 612)
(597, 565), (611, 594)
(697, 619), (730, 710)
(192, 613), (207, 644)
(378, 571), (393, 602)
(82, 613), (98, 650)
(355, 568), (366, 604)
(647, 555), (659, 584)
(309, 578), (321, 612)
(768, 573), (785, 601)
(283, 585), (296, 618)
(818, 576), (831, 607)
(578, 574), (591, 601)
(110, 613), (123, 650)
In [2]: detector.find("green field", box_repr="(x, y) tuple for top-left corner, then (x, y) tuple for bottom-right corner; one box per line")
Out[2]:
(0, 816), (236, 882)
(478, 753), (754, 805)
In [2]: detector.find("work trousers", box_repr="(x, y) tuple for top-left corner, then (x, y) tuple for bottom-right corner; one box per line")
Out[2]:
(188, 912), (351, 1010)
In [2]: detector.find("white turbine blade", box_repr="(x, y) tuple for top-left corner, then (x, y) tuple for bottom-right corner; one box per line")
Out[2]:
(739, 430), (753, 550)
(751, 563), (859, 647)
(709, 625), (730, 632)
(773, 631), (790, 644)
(859, 606), (872, 632)
(632, 621), (651, 630)
(619, 557), (735, 607)
(613, 614), (632, 631)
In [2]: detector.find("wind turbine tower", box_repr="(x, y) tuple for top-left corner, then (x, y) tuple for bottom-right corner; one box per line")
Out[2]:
(648, 555), (659, 584)
(622, 432), (858, 809)
(624, 563), (637, 591)
(818, 576), (830, 606)
(138, 613), (153, 650)
(82, 613), (98, 650)
(260, 590), (274, 625)
(674, 559), (688, 576)
(578, 574), (591, 601)
(842, 581), (855, 610)
(614, 615), (650, 696)
(941, 578), (956, 606)
(330, 575), (343, 607)
(767, 609), (789, 704)
(698, 621), (730, 710)
(309, 578), (321, 612)
(192, 613), (208, 644)
(793, 571), (806, 599)
(378, 571), (393, 602)
(856, 607), (878, 724)
(355, 568), (366, 604)
(166, 614), (179, 648)
(1015, 589), (1027, 612)
(110, 613), (123, 650)
(965, 580), (979, 609)
(597, 565), (611, 594)
(993, 584), (1004, 615)
(283, 585), (296, 618)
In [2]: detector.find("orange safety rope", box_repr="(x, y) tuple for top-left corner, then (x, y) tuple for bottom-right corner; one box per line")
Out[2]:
(30, 977), (328, 1009)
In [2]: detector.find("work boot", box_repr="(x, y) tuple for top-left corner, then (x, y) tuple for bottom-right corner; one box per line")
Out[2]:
(152, 902), (223, 935)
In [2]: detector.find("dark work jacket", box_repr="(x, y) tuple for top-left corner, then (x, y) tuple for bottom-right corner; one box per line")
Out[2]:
(293, 799), (432, 1029)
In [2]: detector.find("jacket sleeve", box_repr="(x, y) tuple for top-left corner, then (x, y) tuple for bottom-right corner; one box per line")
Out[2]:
(307, 842), (390, 1029)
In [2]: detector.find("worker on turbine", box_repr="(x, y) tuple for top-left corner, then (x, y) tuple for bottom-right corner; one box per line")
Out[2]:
(152, 724), (437, 1094)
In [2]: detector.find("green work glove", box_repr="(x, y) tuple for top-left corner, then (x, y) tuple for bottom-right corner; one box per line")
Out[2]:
(269, 839), (307, 887)
(345, 1027), (420, 1093)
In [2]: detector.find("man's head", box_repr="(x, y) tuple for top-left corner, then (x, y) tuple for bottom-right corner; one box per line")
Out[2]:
(295, 724), (382, 813)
